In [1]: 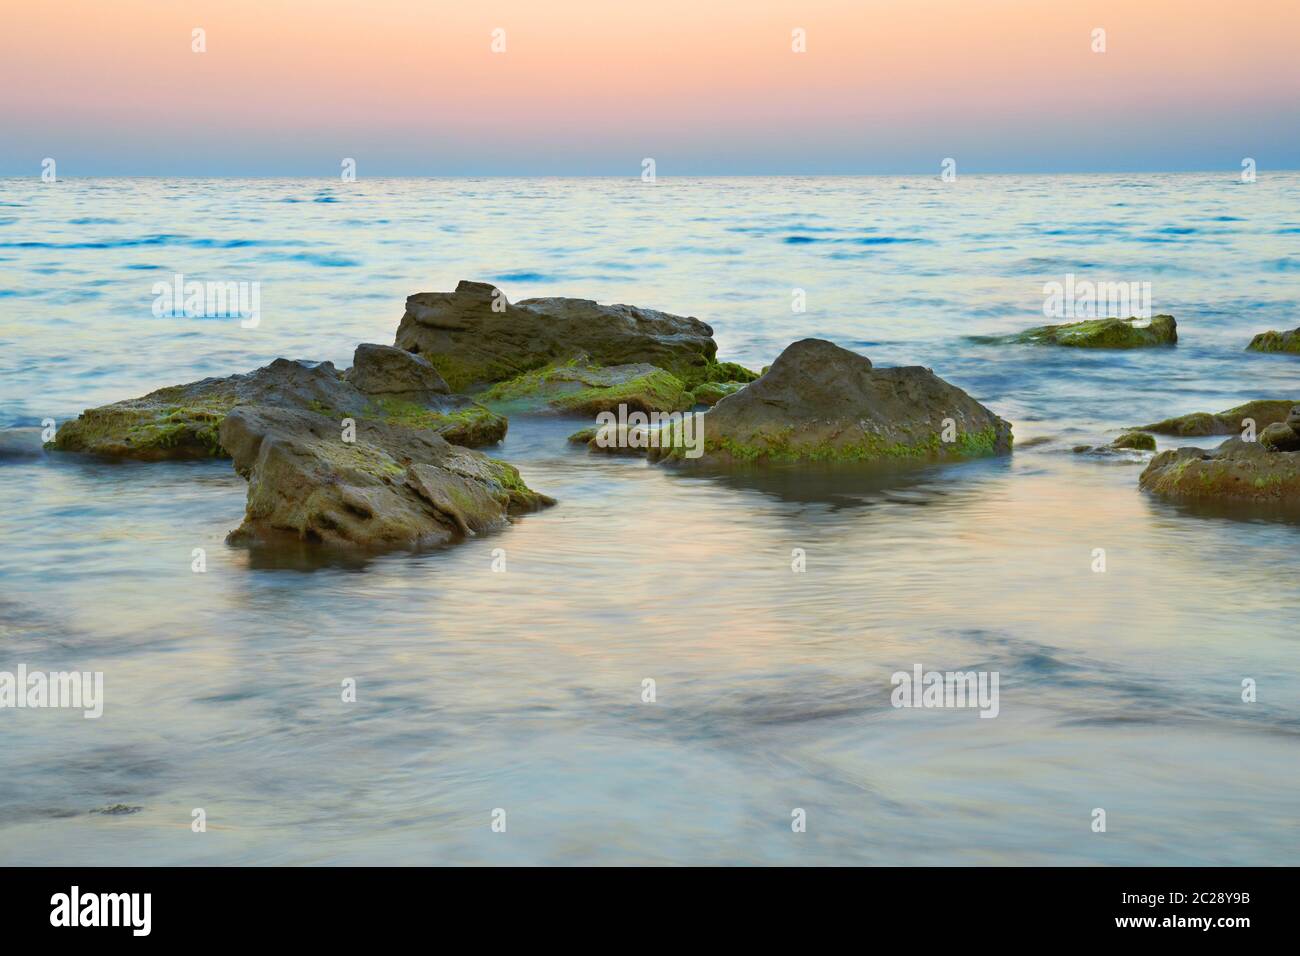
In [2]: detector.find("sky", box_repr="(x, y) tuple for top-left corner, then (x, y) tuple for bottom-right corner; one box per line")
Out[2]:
(2, 0), (1298, 176)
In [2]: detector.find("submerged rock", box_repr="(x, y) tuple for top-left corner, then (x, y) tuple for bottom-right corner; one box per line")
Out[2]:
(1246, 328), (1300, 354)
(976, 315), (1177, 348)
(52, 349), (506, 460)
(481, 356), (690, 415)
(393, 280), (720, 391)
(567, 423), (651, 456)
(219, 405), (552, 550)
(0, 427), (47, 459)
(649, 338), (1012, 467)
(1137, 399), (1297, 437)
(1071, 431), (1155, 462)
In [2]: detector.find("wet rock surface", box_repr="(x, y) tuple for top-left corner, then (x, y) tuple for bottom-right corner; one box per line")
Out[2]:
(1137, 399), (1297, 437)
(219, 405), (552, 551)
(394, 279), (719, 391)
(51, 351), (506, 459)
(1246, 327), (1300, 354)
(650, 338), (1012, 467)
(975, 314), (1177, 348)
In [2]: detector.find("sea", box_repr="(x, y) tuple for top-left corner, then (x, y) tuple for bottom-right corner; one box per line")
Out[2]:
(1, 173), (1297, 864)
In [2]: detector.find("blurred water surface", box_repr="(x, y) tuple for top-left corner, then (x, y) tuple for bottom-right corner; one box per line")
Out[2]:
(0, 175), (1297, 864)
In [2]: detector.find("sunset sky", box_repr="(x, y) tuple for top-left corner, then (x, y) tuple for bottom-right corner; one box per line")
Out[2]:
(3, 0), (1298, 175)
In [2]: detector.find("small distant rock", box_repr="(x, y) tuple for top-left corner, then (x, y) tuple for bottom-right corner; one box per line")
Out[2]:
(1246, 328), (1300, 354)
(90, 804), (142, 816)
(974, 315), (1177, 349)
(1111, 431), (1156, 451)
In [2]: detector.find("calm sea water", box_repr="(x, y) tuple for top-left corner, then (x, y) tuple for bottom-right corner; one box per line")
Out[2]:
(1, 175), (1298, 865)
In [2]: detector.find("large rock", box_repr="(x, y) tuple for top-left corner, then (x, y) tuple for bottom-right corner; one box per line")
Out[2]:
(976, 315), (1177, 348)
(649, 338), (1012, 466)
(219, 405), (553, 550)
(52, 350), (505, 459)
(1137, 399), (1297, 437)
(1140, 435), (1300, 505)
(1246, 328), (1300, 354)
(394, 280), (720, 390)
(480, 356), (690, 415)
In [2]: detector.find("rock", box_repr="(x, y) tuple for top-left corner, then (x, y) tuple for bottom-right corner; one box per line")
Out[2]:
(649, 338), (1012, 467)
(1140, 438), (1300, 504)
(689, 381), (747, 407)
(219, 405), (552, 551)
(1137, 399), (1297, 437)
(975, 315), (1177, 348)
(393, 280), (720, 390)
(1260, 420), (1300, 452)
(0, 427), (47, 459)
(1246, 328), (1300, 354)
(1110, 431), (1156, 451)
(52, 353), (506, 460)
(345, 343), (449, 397)
(480, 356), (690, 415)
(567, 424), (650, 456)
(1071, 431), (1155, 462)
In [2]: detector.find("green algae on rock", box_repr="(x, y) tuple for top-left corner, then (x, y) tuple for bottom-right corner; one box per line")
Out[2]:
(974, 314), (1177, 348)
(1137, 399), (1298, 437)
(650, 338), (1012, 468)
(1140, 439), (1300, 505)
(688, 380), (747, 407)
(1110, 431), (1157, 451)
(52, 348), (507, 460)
(219, 405), (552, 551)
(394, 280), (719, 391)
(480, 357), (691, 416)
(1246, 328), (1300, 354)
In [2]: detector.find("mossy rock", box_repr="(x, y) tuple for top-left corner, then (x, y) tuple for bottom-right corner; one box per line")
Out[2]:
(689, 381), (747, 407)
(395, 280), (719, 391)
(220, 405), (553, 552)
(652, 338), (1012, 468)
(975, 315), (1177, 348)
(369, 397), (506, 446)
(678, 360), (760, 391)
(50, 354), (508, 461)
(481, 357), (691, 416)
(1138, 399), (1297, 437)
(1111, 431), (1156, 451)
(1246, 328), (1300, 354)
(1140, 439), (1300, 504)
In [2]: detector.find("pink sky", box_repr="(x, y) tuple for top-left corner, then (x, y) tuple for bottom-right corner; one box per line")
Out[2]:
(3, 0), (1297, 174)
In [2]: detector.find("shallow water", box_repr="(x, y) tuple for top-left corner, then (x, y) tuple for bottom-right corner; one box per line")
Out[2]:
(1, 174), (1298, 865)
